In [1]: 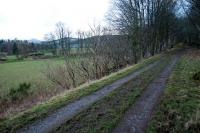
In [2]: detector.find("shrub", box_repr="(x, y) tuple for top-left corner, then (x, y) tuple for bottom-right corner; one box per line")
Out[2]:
(29, 52), (44, 57)
(193, 71), (200, 81)
(0, 52), (7, 58)
(8, 82), (31, 101)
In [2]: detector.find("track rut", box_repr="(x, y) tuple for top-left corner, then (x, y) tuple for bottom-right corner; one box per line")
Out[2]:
(113, 55), (179, 133)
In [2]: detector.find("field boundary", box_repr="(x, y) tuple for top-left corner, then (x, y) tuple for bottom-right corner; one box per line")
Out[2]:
(17, 58), (162, 133)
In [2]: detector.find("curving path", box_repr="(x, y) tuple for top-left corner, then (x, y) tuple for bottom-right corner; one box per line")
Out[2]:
(113, 55), (180, 133)
(17, 59), (162, 133)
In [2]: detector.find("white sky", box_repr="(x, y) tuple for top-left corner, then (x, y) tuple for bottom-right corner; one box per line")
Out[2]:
(0, 0), (111, 40)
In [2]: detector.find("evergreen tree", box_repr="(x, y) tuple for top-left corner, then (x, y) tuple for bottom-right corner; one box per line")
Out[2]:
(13, 42), (19, 57)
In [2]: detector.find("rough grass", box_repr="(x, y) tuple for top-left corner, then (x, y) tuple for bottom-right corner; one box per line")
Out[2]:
(0, 58), (64, 98)
(0, 55), (92, 99)
(52, 56), (170, 133)
(0, 54), (162, 133)
(147, 50), (200, 133)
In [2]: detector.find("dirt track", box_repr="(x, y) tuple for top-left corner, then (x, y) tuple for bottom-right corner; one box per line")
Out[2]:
(113, 55), (179, 133)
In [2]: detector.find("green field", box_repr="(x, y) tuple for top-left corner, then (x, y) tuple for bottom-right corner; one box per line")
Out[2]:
(0, 58), (64, 98)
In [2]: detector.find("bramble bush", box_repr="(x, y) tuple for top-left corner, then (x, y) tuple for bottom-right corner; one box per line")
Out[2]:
(8, 82), (31, 101)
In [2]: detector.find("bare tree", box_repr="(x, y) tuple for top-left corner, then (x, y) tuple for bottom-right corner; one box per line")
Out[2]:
(54, 22), (72, 56)
(187, 0), (200, 31)
(44, 32), (57, 55)
(76, 30), (85, 54)
(108, 0), (177, 60)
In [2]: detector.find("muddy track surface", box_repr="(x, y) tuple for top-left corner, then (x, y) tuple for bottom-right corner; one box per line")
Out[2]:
(113, 55), (180, 133)
(17, 59), (162, 133)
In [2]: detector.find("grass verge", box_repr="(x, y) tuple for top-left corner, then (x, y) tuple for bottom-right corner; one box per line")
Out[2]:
(52, 56), (171, 133)
(147, 51), (200, 133)
(0, 54), (162, 133)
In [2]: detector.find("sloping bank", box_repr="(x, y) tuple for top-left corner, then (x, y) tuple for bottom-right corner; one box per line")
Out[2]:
(51, 53), (173, 133)
(0, 54), (162, 133)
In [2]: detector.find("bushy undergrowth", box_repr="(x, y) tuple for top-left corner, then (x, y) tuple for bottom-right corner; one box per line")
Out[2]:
(8, 82), (31, 101)
(193, 71), (200, 81)
(0, 82), (32, 117)
(44, 55), (133, 90)
(0, 82), (32, 103)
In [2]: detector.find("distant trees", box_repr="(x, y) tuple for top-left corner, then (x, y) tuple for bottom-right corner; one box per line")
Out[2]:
(55, 22), (67, 55)
(44, 33), (57, 55)
(0, 39), (50, 58)
(12, 42), (19, 58)
(55, 22), (72, 56)
(45, 22), (72, 57)
(76, 30), (86, 54)
(44, 22), (133, 89)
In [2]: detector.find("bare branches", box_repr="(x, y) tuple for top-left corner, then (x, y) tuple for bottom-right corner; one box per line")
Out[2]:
(43, 23), (133, 90)
(108, 0), (178, 59)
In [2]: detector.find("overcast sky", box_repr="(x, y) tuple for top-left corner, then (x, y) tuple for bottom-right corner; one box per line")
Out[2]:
(0, 0), (111, 40)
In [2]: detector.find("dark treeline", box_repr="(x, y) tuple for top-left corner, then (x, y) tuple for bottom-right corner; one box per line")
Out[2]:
(187, 0), (200, 32)
(180, 0), (200, 47)
(108, 0), (200, 63)
(0, 39), (52, 59)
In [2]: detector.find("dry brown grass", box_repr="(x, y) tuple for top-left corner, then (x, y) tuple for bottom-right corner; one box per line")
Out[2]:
(185, 48), (200, 58)
(0, 86), (65, 119)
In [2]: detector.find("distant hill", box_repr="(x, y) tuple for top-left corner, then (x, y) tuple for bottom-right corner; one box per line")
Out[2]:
(28, 39), (42, 44)
(43, 35), (126, 48)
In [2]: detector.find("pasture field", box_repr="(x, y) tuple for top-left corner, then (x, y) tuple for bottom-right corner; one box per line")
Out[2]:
(0, 58), (64, 98)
